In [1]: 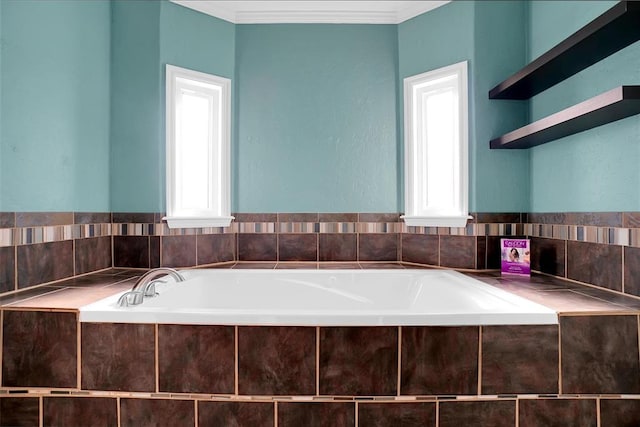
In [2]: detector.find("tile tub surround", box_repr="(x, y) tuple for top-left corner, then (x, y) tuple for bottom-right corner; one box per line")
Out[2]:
(2, 210), (640, 303)
(2, 271), (640, 424)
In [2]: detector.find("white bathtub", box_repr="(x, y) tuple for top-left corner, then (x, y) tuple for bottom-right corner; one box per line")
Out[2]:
(79, 269), (557, 326)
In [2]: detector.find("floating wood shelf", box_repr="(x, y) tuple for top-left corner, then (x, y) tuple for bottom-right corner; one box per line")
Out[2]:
(489, 1), (640, 100)
(490, 86), (640, 149)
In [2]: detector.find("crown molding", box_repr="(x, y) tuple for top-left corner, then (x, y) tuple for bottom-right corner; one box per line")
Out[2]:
(171, 1), (450, 24)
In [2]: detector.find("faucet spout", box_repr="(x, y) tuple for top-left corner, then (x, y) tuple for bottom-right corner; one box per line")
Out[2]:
(117, 267), (186, 307)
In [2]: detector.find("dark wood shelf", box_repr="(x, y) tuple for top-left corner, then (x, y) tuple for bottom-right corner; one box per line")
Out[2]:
(489, 1), (640, 100)
(490, 86), (640, 149)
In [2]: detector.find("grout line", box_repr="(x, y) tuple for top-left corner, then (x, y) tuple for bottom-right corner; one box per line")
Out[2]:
(0, 310), (3, 387)
(356, 233), (360, 262)
(194, 399), (198, 427)
(155, 324), (159, 393)
(558, 321), (563, 394)
(148, 236), (152, 269)
(438, 235), (441, 266)
(515, 397), (519, 427)
(596, 396), (601, 427)
(14, 244), (18, 291)
(477, 326), (482, 395)
(72, 238), (76, 276)
(77, 312), (81, 390)
(39, 395), (43, 427)
(355, 401), (358, 427)
(235, 326), (239, 395)
(274, 401), (278, 427)
(435, 400), (439, 427)
(195, 234), (199, 267)
(622, 247), (625, 293)
(316, 326), (320, 396)
(276, 233), (280, 262)
(117, 396), (121, 427)
(564, 239), (568, 278)
(397, 326), (402, 396)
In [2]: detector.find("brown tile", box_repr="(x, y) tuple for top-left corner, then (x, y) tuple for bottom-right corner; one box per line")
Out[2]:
(197, 233), (235, 265)
(279, 234), (317, 261)
(17, 240), (73, 288)
(0, 212), (15, 228)
(359, 262), (404, 269)
(238, 234), (277, 261)
(319, 234), (357, 261)
(81, 323), (155, 392)
(0, 247), (15, 293)
(358, 402), (436, 426)
(113, 236), (149, 268)
(519, 399), (596, 427)
(401, 234), (438, 265)
(358, 213), (400, 222)
(482, 325), (558, 394)
(158, 325), (234, 394)
(75, 236), (112, 275)
(526, 213), (567, 224)
(44, 397), (117, 426)
(565, 212), (622, 227)
(277, 213), (318, 222)
(318, 262), (361, 269)
(531, 237), (565, 276)
(439, 236), (475, 269)
(198, 401), (274, 426)
(233, 262), (276, 269)
(238, 326), (315, 395)
(234, 213), (277, 222)
(0, 397), (39, 426)
(358, 234), (398, 261)
(319, 213), (358, 222)
(623, 212), (640, 228)
(472, 213), (522, 223)
(600, 399), (640, 427)
(16, 212), (73, 227)
(278, 402), (355, 427)
(567, 241), (622, 291)
(486, 236), (503, 269)
(319, 327), (397, 396)
(111, 212), (155, 223)
(561, 315), (640, 394)
(74, 212), (111, 224)
(476, 236), (487, 269)
(161, 235), (196, 267)
(2, 310), (77, 388)
(276, 262), (318, 269)
(150, 236), (160, 268)
(401, 326), (478, 395)
(439, 400), (515, 427)
(624, 246), (640, 297)
(120, 398), (194, 427)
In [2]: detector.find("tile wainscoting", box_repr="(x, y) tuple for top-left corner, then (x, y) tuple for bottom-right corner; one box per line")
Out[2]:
(1, 211), (639, 298)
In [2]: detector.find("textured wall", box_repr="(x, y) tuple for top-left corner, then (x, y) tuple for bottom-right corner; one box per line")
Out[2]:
(527, 1), (640, 212)
(0, 0), (111, 211)
(234, 24), (399, 212)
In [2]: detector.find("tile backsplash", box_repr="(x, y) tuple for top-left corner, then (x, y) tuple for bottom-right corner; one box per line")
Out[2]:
(0, 211), (639, 298)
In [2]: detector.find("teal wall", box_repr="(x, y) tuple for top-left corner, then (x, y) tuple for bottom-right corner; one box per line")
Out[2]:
(398, 1), (529, 213)
(235, 24), (398, 212)
(110, 0), (235, 212)
(0, 0), (111, 211)
(528, 1), (640, 212)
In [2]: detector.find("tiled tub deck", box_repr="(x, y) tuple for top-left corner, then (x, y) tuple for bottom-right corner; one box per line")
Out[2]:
(1, 265), (640, 426)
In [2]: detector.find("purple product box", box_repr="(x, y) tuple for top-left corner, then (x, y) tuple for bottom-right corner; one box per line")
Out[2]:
(500, 238), (531, 276)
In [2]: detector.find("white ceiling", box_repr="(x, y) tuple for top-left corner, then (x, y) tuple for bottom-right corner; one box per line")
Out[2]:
(171, 1), (450, 24)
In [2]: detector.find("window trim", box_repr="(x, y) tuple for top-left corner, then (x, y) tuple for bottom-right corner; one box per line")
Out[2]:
(164, 64), (233, 228)
(402, 61), (471, 228)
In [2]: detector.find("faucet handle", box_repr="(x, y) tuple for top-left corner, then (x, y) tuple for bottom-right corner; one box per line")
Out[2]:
(117, 291), (144, 307)
(142, 279), (166, 297)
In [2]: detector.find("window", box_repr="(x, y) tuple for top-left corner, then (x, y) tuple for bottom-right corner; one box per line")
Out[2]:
(402, 61), (470, 227)
(165, 64), (233, 228)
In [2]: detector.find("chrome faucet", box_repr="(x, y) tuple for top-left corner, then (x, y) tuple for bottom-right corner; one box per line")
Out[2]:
(117, 267), (186, 307)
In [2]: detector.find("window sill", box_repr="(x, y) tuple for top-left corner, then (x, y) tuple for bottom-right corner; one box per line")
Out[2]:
(164, 216), (235, 229)
(401, 215), (472, 228)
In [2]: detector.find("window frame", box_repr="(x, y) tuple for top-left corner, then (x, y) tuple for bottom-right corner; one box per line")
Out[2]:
(402, 60), (471, 228)
(164, 64), (233, 228)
